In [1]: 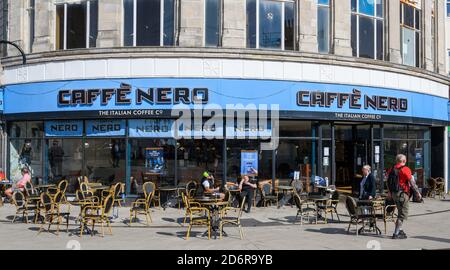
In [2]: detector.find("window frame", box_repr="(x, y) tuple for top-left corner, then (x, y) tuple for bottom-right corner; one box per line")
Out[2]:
(400, 1), (422, 68)
(203, 0), (223, 47)
(351, 0), (385, 60)
(246, 0), (297, 51)
(317, 0), (331, 54)
(55, 0), (97, 50)
(122, 0), (177, 47)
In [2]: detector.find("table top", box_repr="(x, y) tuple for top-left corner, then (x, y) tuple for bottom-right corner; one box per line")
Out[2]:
(193, 196), (222, 202)
(0, 181), (12, 185)
(35, 184), (56, 188)
(89, 185), (111, 190)
(307, 195), (329, 201)
(158, 186), (181, 191)
(200, 201), (229, 207)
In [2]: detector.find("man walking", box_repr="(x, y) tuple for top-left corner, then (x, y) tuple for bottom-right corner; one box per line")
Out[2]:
(387, 154), (412, 239)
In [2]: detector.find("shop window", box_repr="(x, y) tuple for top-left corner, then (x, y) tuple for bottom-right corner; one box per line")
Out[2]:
(8, 121), (43, 139)
(56, 0), (98, 50)
(84, 139), (126, 186)
(276, 139), (317, 186)
(129, 138), (176, 194)
(351, 0), (385, 60)
(123, 0), (176, 47)
(400, 1), (422, 68)
(205, 0), (221, 47)
(317, 0), (330, 53)
(177, 139), (223, 186)
(246, 0), (295, 50)
(383, 124), (408, 139)
(279, 121), (317, 138)
(9, 139), (43, 183)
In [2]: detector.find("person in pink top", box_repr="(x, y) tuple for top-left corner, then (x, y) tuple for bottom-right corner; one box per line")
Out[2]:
(4, 167), (31, 200)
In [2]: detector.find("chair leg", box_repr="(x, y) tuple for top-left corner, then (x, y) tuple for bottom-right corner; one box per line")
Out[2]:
(147, 211), (152, 223)
(106, 219), (113, 235)
(347, 221), (351, 233)
(66, 215), (70, 233)
(129, 211), (133, 226)
(186, 224), (192, 240)
(101, 220), (105, 237)
(239, 224), (244, 240)
(80, 221), (85, 238)
(145, 213), (150, 226)
(12, 211), (18, 223)
(219, 223), (223, 240)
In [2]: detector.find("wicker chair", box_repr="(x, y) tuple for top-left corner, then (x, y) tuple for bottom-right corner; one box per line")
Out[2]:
(293, 193), (317, 225)
(219, 197), (246, 240)
(11, 191), (37, 224)
(80, 194), (115, 237)
(260, 183), (278, 207)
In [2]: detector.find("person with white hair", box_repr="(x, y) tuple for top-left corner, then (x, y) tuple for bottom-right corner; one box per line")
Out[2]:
(360, 165), (376, 200)
(387, 154), (413, 240)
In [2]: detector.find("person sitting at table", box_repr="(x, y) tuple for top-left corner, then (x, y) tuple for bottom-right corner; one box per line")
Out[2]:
(4, 167), (31, 200)
(359, 165), (376, 200)
(239, 175), (257, 213)
(198, 171), (225, 200)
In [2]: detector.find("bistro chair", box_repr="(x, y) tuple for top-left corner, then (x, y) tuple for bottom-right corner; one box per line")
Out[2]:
(24, 181), (39, 197)
(103, 183), (124, 207)
(79, 182), (100, 203)
(181, 192), (204, 227)
(373, 198), (397, 235)
(141, 181), (160, 208)
(185, 180), (198, 199)
(317, 191), (340, 223)
(185, 194), (211, 240)
(129, 188), (154, 226)
(293, 194), (317, 225)
(80, 194), (114, 237)
(37, 192), (70, 235)
(11, 191), (37, 224)
(219, 197), (246, 240)
(48, 180), (68, 200)
(345, 196), (375, 236)
(260, 183), (278, 207)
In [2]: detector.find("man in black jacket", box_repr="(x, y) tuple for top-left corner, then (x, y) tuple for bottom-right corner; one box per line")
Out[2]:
(359, 165), (376, 200)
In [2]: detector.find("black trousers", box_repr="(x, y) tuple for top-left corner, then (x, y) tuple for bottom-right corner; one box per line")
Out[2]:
(240, 189), (254, 211)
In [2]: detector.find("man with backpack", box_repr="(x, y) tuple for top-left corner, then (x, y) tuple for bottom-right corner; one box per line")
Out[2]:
(387, 154), (412, 240)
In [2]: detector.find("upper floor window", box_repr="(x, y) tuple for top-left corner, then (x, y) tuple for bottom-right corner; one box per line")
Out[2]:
(351, 0), (385, 60)
(0, 0), (7, 56)
(56, 0), (98, 50)
(318, 0), (331, 53)
(123, 0), (176, 47)
(246, 0), (296, 50)
(447, 0), (450, 17)
(400, 1), (421, 68)
(205, 0), (222, 47)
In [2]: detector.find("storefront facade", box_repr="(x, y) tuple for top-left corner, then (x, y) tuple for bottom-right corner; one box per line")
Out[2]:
(0, 0), (449, 195)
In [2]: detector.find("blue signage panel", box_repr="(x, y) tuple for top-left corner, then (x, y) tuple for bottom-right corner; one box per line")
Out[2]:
(45, 120), (83, 137)
(0, 89), (4, 113)
(240, 150), (259, 176)
(2, 78), (449, 122)
(145, 147), (165, 174)
(129, 119), (175, 138)
(86, 120), (126, 137)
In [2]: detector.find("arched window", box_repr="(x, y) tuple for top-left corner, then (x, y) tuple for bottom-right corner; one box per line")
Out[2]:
(246, 0), (296, 50)
(123, 0), (176, 47)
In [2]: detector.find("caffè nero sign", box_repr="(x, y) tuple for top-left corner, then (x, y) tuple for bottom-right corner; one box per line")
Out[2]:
(56, 84), (408, 113)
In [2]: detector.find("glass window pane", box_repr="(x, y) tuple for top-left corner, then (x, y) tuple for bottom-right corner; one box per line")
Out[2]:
(376, 19), (384, 60)
(351, 14), (357, 56)
(56, 4), (65, 50)
(66, 2), (87, 49)
(123, 0), (134, 46)
(384, 124), (408, 139)
(359, 0), (375, 16)
(276, 140), (317, 185)
(415, 31), (420, 68)
(375, 0), (383, 18)
(318, 6), (329, 53)
(47, 139), (83, 191)
(415, 9), (421, 30)
(205, 0), (220, 47)
(177, 139), (223, 186)
(163, 0), (175, 46)
(89, 0), (98, 48)
(403, 4), (414, 27)
(259, 0), (282, 49)
(85, 139), (126, 185)
(130, 139), (175, 194)
(8, 122), (27, 138)
(284, 1), (295, 50)
(136, 0), (161, 46)
(402, 27), (415, 66)
(279, 121), (315, 138)
(358, 16), (374, 59)
(351, 0), (357, 12)
(9, 139), (43, 183)
(246, 0), (257, 48)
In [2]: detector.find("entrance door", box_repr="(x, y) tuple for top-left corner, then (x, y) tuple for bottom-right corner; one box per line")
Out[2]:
(334, 124), (372, 194)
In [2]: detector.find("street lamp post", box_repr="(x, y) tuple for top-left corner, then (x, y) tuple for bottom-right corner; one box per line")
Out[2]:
(0, 40), (27, 65)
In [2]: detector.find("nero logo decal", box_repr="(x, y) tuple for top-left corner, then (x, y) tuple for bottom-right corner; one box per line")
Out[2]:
(92, 124), (122, 132)
(50, 124), (79, 132)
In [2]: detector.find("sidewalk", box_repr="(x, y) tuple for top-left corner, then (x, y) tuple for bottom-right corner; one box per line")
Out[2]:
(0, 197), (449, 250)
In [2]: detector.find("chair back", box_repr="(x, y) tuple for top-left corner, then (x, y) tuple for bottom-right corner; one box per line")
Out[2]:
(113, 183), (122, 198)
(186, 181), (198, 196)
(12, 191), (26, 208)
(261, 183), (272, 197)
(40, 192), (54, 213)
(428, 178), (437, 189)
(58, 180), (68, 194)
(293, 194), (303, 210)
(102, 195), (115, 216)
(345, 196), (358, 217)
(238, 197), (246, 219)
(24, 181), (35, 196)
(54, 191), (64, 204)
(80, 182), (89, 193)
(143, 182), (155, 198)
(291, 179), (303, 194)
(145, 190), (154, 209)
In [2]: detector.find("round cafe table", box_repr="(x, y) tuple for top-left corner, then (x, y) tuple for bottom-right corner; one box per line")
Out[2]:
(159, 186), (184, 210)
(35, 184), (56, 193)
(277, 185), (295, 207)
(194, 197), (229, 239)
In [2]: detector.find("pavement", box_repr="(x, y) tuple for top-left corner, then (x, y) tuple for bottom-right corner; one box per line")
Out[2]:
(0, 197), (449, 250)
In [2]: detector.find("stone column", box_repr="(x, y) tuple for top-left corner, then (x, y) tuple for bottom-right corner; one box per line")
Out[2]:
(298, 0), (318, 53)
(178, 0), (204, 47)
(423, 0), (434, 71)
(222, 0), (246, 48)
(7, 0), (28, 55)
(333, 0), (352, 56)
(436, 0), (447, 75)
(97, 0), (122, 48)
(33, 0), (54, 53)
(388, 0), (402, 64)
